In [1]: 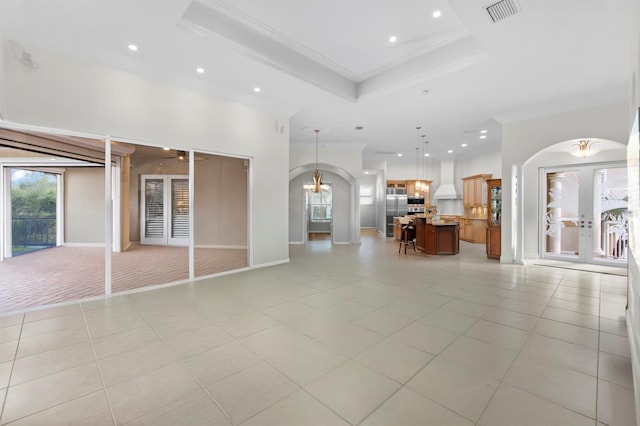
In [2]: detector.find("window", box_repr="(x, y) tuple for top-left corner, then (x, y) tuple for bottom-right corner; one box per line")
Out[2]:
(308, 190), (332, 223)
(360, 185), (374, 205)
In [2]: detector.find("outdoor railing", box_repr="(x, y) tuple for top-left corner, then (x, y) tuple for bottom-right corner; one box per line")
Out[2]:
(12, 217), (56, 247)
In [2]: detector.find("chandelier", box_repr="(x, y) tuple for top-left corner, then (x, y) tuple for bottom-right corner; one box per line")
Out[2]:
(304, 129), (329, 192)
(570, 139), (599, 158)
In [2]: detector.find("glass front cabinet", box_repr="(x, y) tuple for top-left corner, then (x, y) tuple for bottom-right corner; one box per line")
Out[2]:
(486, 178), (502, 259)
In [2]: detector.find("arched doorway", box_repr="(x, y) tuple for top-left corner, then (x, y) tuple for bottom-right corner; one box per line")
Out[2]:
(523, 138), (628, 268)
(288, 164), (360, 246)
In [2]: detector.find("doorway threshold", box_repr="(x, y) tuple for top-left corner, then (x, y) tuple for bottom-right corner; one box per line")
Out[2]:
(530, 259), (627, 276)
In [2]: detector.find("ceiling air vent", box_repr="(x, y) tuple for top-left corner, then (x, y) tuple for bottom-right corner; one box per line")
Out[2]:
(485, 0), (519, 23)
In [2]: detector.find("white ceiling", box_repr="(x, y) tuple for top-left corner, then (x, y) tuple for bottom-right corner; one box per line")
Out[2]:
(0, 0), (634, 167)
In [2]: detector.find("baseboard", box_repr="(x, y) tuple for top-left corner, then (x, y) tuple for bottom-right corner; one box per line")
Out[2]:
(252, 258), (290, 268)
(63, 243), (105, 248)
(194, 244), (247, 250)
(289, 241), (305, 245)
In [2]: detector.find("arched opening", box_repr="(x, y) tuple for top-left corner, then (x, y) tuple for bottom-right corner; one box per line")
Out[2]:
(289, 164), (359, 246)
(522, 138), (627, 268)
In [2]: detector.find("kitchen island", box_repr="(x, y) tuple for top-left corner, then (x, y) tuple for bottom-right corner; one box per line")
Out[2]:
(414, 217), (460, 255)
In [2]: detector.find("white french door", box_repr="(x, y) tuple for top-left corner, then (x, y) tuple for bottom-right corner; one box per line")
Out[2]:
(140, 175), (189, 246)
(541, 162), (628, 267)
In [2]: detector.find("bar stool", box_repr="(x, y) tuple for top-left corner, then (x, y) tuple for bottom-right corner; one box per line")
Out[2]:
(399, 221), (416, 254)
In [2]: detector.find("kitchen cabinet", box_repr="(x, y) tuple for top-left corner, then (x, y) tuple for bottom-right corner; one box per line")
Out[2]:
(486, 178), (502, 260)
(387, 180), (406, 190)
(462, 174), (492, 208)
(393, 217), (402, 241)
(406, 180), (432, 203)
(425, 223), (459, 255)
(415, 218), (426, 251)
(413, 218), (460, 255)
(459, 218), (486, 243)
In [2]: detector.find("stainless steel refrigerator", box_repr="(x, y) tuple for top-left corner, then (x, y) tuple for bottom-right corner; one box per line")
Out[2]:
(386, 187), (408, 236)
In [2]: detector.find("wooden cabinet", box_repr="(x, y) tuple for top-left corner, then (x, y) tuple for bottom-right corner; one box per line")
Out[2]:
(459, 218), (486, 243)
(415, 218), (426, 251)
(387, 180), (406, 190)
(425, 223), (459, 255)
(486, 178), (502, 260)
(462, 174), (491, 208)
(393, 217), (402, 241)
(406, 180), (431, 203)
(413, 218), (459, 255)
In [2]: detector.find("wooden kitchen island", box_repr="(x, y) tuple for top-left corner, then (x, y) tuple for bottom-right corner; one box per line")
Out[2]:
(414, 217), (460, 255)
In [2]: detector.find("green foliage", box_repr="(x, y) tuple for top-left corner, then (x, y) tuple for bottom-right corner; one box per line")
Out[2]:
(11, 174), (57, 217)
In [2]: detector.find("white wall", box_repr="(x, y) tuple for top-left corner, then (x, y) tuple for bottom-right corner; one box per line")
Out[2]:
(65, 167), (104, 244)
(290, 143), (365, 176)
(2, 41), (289, 267)
(358, 175), (377, 228)
(501, 102), (630, 264)
(0, 34), (6, 120)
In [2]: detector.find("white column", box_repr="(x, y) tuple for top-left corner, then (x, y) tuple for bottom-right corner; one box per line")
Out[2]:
(188, 149), (194, 280)
(513, 164), (525, 264)
(104, 136), (112, 296)
(593, 170), (604, 256)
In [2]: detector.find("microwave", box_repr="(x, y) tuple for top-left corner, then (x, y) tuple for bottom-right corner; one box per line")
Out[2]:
(407, 197), (424, 205)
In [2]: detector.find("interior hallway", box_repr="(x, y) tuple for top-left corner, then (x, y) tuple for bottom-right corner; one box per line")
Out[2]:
(0, 230), (635, 425)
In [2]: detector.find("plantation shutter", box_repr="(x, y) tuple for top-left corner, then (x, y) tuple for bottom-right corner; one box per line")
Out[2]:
(171, 179), (189, 238)
(144, 179), (165, 239)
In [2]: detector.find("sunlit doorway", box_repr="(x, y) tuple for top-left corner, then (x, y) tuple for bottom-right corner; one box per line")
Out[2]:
(10, 168), (60, 256)
(305, 184), (332, 244)
(541, 162), (628, 267)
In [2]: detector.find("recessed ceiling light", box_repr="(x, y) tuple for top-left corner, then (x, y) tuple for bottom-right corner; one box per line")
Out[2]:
(389, 36), (397, 43)
(49, 158), (56, 161)
(364, 171), (369, 174)
(254, 87), (261, 93)
(480, 135), (487, 139)
(196, 67), (205, 74)
(424, 153), (430, 157)
(461, 143), (468, 147)
(448, 150), (453, 153)
(433, 10), (442, 18)
(128, 44), (138, 51)
(163, 147), (170, 151)
(480, 130), (488, 134)
(397, 153), (403, 157)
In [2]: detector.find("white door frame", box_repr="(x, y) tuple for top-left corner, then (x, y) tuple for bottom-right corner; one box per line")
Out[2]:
(140, 174), (189, 246)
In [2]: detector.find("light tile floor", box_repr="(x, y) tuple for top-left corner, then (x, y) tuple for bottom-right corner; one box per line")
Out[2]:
(0, 231), (636, 425)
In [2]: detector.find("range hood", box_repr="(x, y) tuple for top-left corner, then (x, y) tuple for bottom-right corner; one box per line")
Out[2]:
(433, 160), (460, 199)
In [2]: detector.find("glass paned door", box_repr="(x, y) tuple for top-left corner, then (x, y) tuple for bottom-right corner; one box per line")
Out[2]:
(542, 163), (627, 266)
(304, 184), (332, 242)
(141, 175), (189, 246)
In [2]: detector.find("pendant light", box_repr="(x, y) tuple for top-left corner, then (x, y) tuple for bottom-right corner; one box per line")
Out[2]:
(304, 129), (327, 192)
(415, 126), (424, 197)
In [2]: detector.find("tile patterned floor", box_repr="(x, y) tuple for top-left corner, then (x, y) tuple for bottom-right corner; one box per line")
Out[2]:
(0, 231), (635, 425)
